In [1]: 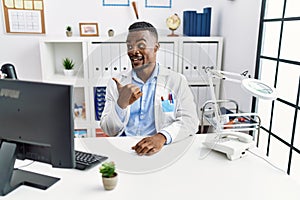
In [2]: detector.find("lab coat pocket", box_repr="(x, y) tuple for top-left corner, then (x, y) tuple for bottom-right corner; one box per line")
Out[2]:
(161, 100), (175, 112)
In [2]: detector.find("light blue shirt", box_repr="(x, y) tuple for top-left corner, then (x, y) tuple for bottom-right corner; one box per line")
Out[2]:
(115, 65), (171, 144)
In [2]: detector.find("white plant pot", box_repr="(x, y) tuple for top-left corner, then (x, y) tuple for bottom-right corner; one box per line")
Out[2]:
(102, 173), (118, 190)
(66, 31), (72, 37)
(63, 69), (75, 76)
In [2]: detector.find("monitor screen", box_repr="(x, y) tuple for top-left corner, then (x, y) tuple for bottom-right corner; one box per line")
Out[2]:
(0, 79), (75, 196)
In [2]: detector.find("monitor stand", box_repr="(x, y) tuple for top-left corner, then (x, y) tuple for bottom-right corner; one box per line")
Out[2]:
(0, 142), (60, 196)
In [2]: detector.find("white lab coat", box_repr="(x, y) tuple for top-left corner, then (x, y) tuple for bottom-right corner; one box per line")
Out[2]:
(100, 66), (199, 143)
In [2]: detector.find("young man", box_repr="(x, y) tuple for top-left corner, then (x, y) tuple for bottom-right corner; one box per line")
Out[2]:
(100, 21), (198, 155)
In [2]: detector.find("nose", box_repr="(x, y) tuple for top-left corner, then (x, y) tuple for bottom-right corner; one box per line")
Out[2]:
(128, 46), (140, 55)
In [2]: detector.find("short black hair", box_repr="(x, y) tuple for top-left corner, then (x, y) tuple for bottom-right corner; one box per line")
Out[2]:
(128, 21), (158, 41)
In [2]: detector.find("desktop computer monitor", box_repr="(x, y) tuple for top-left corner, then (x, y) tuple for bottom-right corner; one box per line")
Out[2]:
(0, 79), (75, 196)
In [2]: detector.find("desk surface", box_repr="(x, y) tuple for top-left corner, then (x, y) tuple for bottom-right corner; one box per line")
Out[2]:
(3, 135), (300, 200)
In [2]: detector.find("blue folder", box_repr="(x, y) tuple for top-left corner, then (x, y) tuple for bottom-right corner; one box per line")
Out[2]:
(204, 7), (212, 36)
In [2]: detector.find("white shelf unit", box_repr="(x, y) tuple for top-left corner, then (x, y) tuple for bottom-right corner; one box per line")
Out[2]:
(178, 37), (223, 122)
(39, 38), (92, 136)
(39, 36), (223, 137)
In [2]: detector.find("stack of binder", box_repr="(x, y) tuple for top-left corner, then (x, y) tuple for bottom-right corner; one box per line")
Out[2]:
(183, 7), (212, 36)
(94, 87), (106, 121)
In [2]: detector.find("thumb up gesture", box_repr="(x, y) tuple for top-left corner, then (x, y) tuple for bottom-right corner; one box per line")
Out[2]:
(112, 78), (143, 109)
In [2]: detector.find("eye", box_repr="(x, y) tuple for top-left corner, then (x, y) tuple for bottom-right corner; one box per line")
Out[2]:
(127, 44), (133, 51)
(137, 43), (146, 50)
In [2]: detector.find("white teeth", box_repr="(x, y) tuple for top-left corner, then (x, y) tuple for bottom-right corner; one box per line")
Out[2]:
(132, 57), (142, 61)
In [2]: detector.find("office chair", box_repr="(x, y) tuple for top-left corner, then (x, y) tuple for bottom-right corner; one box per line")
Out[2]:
(1, 63), (18, 79)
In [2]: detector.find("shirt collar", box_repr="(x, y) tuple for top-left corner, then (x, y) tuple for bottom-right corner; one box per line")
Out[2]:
(132, 63), (159, 84)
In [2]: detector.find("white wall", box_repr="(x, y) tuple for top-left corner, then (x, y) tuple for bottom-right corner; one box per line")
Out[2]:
(0, 0), (261, 110)
(214, 1), (262, 112)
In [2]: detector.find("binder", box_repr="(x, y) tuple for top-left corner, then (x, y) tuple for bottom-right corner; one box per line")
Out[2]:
(190, 11), (197, 36)
(120, 43), (130, 72)
(183, 8), (212, 36)
(204, 7), (212, 36)
(196, 13), (203, 36)
(183, 11), (190, 36)
(183, 10), (197, 36)
(110, 43), (121, 77)
(101, 44), (112, 78)
(94, 87), (106, 121)
(201, 12), (207, 36)
(182, 43), (193, 80)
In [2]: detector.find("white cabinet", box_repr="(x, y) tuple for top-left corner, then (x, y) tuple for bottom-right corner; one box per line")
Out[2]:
(39, 36), (223, 137)
(178, 37), (223, 121)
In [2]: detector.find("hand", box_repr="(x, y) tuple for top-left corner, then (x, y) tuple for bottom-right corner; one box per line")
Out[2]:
(112, 78), (143, 109)
(131, 133), (166, 156)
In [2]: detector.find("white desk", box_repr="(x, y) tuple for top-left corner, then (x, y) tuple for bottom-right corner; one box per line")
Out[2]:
(3, 135), (300, 200)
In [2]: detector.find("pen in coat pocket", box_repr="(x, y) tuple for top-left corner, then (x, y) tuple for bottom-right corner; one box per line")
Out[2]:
(168, 93), (173, 104)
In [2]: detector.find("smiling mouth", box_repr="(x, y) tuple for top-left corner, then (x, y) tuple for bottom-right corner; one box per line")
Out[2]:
(130, 55), (143, 62)
(130, 55), (144, 66)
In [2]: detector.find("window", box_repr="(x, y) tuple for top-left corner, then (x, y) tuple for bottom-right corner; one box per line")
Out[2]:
(255, 0), (300, 176)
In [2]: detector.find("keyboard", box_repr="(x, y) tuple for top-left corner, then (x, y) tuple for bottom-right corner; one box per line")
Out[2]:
(75, 150), (108, 170)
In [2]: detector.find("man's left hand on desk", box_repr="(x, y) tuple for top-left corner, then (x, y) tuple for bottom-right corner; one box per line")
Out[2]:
(131, 133), (166, 156)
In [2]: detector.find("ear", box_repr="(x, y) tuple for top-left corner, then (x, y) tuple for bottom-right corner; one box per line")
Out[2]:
(154, 43), (160, 53)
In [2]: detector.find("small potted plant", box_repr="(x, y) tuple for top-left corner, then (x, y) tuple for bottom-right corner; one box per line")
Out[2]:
(99, 161), (118, 190)
(66, 26), (72, 37)
(62, 57), (75, 76)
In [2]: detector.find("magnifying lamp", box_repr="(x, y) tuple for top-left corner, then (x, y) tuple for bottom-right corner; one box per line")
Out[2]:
(200, 67), (277, 160)
(204, 67), (277, 133)
(207, 68), (277, 100)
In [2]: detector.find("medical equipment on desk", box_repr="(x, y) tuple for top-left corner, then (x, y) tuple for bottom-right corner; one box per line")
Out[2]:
(201, 67), (277, 160)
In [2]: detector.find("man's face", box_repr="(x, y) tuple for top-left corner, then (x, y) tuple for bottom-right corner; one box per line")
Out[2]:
(126, 30), (159, 71)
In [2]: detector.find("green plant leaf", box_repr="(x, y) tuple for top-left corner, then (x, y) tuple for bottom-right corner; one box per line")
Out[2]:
(66, 26), (72, 31)
(99, 161), (116, 178)
(62, 57), (75, 70)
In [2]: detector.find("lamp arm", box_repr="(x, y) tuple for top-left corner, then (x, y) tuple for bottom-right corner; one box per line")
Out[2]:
(222, 77), (242, 84)
(207, 70), (222, 133)
(210, 69), (246, 83)
(217, 70), (246, 78)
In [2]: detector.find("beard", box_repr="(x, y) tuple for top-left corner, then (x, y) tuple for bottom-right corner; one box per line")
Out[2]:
(132, 62), (153, 72)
